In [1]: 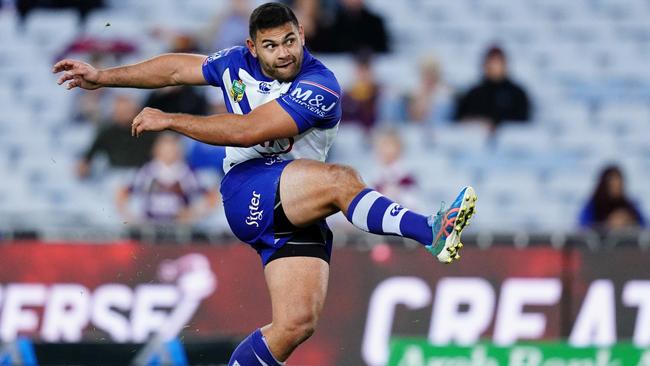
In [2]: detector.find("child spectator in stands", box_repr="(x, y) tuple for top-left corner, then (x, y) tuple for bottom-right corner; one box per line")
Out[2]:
(454, 45), (530, 131)
(406, 56), (454, 125)
(371, 128), (420, 210)
(579, 165), (645, 231)
(116, 133), (218, 225)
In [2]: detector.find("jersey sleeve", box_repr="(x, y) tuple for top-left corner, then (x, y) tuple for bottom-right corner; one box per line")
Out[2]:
(202, 47), (240, 87)
(277, 72), (342, 133)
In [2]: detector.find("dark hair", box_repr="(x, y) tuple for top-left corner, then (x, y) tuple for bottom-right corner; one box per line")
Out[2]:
(354, 49), (373, 67)
(249, 2), (299, 40)
(589, 164), (641, 224)
(483, 45), (506, 63)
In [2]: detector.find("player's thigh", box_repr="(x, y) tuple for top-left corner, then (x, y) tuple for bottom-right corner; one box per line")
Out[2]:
(264, 256), (329, 326)
(279, 159), (363, 227)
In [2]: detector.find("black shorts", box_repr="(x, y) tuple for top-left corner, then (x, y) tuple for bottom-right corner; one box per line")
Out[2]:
(267, 184), (332, 265)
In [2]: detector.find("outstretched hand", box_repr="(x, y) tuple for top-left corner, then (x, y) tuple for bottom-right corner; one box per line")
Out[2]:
(52, 59), (102, 90)
(131, 107), (172, 137)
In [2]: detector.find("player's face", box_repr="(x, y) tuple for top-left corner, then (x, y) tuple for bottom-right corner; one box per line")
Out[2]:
(248, 22), (305, 82)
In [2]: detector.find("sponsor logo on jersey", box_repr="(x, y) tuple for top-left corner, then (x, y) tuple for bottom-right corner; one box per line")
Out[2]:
(230, 79), (246, 103)
(258, 81), (272, 94)
(246, 191), (263, 227)
(284, 81), (339, 118)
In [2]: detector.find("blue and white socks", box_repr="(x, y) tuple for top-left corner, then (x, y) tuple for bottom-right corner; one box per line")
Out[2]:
(346, 188), (433, 245)
(228, 329), (285, 366)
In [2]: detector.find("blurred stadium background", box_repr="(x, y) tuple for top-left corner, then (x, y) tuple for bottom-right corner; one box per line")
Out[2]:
(1, 0), (650, 365)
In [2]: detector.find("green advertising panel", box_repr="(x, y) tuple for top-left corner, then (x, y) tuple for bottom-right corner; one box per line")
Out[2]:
(389, 338), (650, 366)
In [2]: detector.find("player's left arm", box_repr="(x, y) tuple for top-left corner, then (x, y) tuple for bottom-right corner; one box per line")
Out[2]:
(131, 100), (299, 147)
(132, 72), (341, 146)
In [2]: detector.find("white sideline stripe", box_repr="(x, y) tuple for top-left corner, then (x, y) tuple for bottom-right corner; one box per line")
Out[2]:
(382, 203), (408, 235)
(222, 68), (243, 114)
(351, 191), (382, 231)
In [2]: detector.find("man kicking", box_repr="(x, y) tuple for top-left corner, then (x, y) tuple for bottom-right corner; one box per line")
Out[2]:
(53, 3), (477, 365)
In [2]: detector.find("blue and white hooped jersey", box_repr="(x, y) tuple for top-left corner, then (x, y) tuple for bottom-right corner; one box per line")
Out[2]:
(202, 46), (342, 174)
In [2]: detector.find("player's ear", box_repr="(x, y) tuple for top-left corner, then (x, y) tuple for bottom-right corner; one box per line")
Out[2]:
(246, 38), (257, 58)
(298, 24), (305, 46)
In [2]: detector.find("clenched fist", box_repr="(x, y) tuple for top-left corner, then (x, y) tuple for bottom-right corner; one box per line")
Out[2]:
(131, 107), (173, 137)
(52, 59), (102, 90)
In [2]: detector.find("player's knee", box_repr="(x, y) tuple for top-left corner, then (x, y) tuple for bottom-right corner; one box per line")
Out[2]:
(277, 310), (319, 345)
(327, 164), (364, 192)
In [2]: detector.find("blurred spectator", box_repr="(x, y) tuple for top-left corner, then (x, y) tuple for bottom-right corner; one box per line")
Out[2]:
(116, 133), (218, 225)
(200, 0), (250, 51)
(185, 140), (227, 173)
(62, 52), (137, 127)
(143, 33), (208, 116)
(579, 165), (645, 231)
(144, 86), (209, 116)
(56, 38), (137, 63)
(406, 56), (454, 125)
(286, 0), (332, 51)
(342, 52), (380, 131)
(16, 0), (104, 23)
(70, 54), (115, 125)
(144, 84), (218, 171)
(147, 31), (201, 58)
(184, 92), (227, 173)
(140, 35), (225, 173)
(311, 0), (389, 53)
(169, 33), (200, 54)
(285, 0), (321, 42)
(371, 128), (419, 210)
(77, 93), (155, 178)
(454, 45), (530, 130)
(73, 88), (108, 125)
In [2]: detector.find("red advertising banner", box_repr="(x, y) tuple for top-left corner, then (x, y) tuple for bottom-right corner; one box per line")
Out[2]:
(0, 242), (648, 366)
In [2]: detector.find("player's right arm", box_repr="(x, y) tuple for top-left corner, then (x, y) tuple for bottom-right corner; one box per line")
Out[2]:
(52, 53), (208, 90)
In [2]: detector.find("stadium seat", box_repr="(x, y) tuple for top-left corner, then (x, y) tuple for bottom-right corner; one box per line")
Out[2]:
(84, 10), (149, 38)
(495, 123), (553, 157)
(331, 124), (370, 163)
(432, 124), (490, 155)
(24, 9), (79, 54)
(597, 101), (650, 133)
